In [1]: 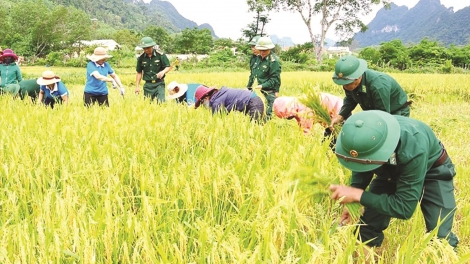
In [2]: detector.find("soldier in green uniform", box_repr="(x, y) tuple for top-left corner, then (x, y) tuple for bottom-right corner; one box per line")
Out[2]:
(135, 37), (171, 102)
(329, 110), (459, 253)
(246, 36), (281, 119)
(19, 79), (40, 102)
(330, 55), (411, 127)
(248, 35), (260, 72)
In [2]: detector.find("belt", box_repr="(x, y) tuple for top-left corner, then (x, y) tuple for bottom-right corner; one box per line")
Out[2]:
(398, 101), (413, 110)
(431, 143), (448, 168)
(145, 80), (158, 83)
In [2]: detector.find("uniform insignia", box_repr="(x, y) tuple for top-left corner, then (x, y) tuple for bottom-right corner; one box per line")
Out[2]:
(338, 72), (343, 77)
(263, 65), (267, 69)
(350, 150), (358, 157)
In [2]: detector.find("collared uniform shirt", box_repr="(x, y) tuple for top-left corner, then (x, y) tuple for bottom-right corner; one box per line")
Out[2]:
(136, 49), (170, 83)
(339, 69), (408, 118)
(350, 116), (445, 219)
(247, 53), (281, 92)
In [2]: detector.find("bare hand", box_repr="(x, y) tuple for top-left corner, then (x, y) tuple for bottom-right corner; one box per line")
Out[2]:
(329, 184), (363, 204)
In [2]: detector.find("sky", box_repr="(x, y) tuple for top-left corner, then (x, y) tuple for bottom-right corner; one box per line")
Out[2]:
(161, 0), (467, 44)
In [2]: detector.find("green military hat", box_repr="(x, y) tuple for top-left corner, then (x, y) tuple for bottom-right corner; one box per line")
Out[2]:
(335, 110), (401, 172)
(332, 55), (368, 85)
(138, 36), (157, 48)
(248, 35), (261, 46)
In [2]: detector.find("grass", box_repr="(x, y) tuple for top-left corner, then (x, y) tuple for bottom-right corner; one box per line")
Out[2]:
(0, 66), (469, 263)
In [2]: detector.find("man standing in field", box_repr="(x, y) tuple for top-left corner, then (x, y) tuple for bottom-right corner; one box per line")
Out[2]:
(246, 36), (281, 120)
(330, 55), (411, 127)
(329, 110), (459, 258)
(135, 37), (171, 103)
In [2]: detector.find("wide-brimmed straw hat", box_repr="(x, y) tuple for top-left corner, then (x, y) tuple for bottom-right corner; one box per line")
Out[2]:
(194, 85), (217, 108)
(86, 47), (112, 62)
(0, 49), (18, 60)
(37, 70), (61, 85)
(167, 81), (188, 99)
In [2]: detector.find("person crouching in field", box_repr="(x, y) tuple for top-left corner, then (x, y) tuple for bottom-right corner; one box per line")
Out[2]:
(84, 47), (125, 107)
(273, 93), (343, 134)
(194, 85), (264, 123)
(37, 70), (69, 108)
(166, 81), (200, 106)
(18, 79), (40, 102)
(329, 110), (458, 261)
(0, 49), (22, 97)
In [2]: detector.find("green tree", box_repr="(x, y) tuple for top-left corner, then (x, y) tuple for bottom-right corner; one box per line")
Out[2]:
(173, 28), (213, 54)
(248, 0), (390, 64)
(143, 26), (172, 52)
(359, 47), (381, 65)
(378, 39), (410, 70)
(408, 38), (450, 67)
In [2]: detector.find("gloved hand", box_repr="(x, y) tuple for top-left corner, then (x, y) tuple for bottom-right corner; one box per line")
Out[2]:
(112, 80), (118, 88)
(120, 87), (125, 96)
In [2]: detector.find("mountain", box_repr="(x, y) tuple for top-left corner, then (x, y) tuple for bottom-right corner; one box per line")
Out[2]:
(49, 0), (218, 37)
(354, 0), (470, 47)
(270, 35), (295, 48)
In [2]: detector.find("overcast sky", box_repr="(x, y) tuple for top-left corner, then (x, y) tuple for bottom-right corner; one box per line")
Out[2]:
(160, 0), (467, 44)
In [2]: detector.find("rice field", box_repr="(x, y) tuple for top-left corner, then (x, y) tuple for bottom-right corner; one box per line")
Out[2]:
(1, 66), (470, 263)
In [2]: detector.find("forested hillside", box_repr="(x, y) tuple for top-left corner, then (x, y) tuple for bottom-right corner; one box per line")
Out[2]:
(354, 0), (470, 47)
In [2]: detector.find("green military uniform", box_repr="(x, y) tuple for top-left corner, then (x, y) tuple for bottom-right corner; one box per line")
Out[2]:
(246, 53), (281, 118)
(19, 79), (40, 101)
(339, 69), (410, 118)
(136, 48), (170, 102)
(335, 111), (458, 248)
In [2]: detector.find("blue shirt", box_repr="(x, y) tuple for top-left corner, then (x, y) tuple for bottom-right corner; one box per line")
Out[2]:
(40, 81), (68, 99)
(84, 61), (114, 95)
(185, 84), (199, 105)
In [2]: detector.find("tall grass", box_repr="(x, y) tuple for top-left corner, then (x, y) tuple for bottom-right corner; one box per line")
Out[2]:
(0, 66), (469, 263)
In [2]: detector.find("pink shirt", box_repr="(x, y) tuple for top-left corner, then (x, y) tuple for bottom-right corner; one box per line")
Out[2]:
(273, 93), (343, 134)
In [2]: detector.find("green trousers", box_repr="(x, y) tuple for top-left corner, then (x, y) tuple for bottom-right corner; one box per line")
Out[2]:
(261, 90), (276, 119)
(358, 157), (459, 248)
(143, 81), (165, 103)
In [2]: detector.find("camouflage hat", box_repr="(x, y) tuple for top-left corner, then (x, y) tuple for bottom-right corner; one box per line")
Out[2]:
(335, 110), (400, 172)
(248, 35), (261, 46)
(138, 37), (157, 48)
(332, 55), (367, 85)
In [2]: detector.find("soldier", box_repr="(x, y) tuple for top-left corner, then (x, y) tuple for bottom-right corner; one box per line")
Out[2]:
(246, 36), (281, 120)
(135, 37), (171, 103)
(329, 110), (459, 258)
(330, 55), (411, 127)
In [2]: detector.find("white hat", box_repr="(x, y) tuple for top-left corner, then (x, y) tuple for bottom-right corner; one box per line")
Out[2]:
(255, 37), (275, 50)
(37, 70), (61, 85)
(86, 47), (112, 62)
(167, 81), (188, 99)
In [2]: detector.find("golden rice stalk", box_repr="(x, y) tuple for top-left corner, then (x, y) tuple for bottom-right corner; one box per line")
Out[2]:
(289, 166), (362, 224)
(299, 91), (341, 138)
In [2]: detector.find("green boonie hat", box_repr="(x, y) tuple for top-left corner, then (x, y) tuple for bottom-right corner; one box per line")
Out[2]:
(332, 55), (368, 85)
(248, 35), (261, 46)
(139, 37), (157, 48)
(335, 110), (401, 172)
